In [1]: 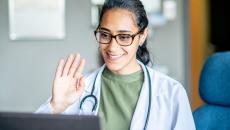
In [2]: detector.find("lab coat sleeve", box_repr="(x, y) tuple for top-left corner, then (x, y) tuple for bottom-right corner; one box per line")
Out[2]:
(35, 97), (81, 115)
(35, 97), (53, 114)
(172, 85), (196, 130)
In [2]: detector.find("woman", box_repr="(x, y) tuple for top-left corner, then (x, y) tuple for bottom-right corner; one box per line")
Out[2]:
(36, 0), (195, 130)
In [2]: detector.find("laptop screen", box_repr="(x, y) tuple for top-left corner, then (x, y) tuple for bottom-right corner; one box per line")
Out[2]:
(0, 112), (101, 130)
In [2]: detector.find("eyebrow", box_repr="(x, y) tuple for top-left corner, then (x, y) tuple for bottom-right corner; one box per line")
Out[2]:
(99, 27), (132, 33)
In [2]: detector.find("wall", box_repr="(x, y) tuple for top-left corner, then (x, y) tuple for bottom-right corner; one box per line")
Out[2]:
(0, 0), (99, 112)
(150, 0), (186, 87)
(0, 0), (188, 112)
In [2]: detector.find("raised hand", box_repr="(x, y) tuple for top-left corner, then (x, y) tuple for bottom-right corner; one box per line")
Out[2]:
(50, 53), (86, 113)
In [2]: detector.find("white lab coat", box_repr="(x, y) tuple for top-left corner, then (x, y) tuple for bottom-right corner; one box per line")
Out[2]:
(36, 61), (196, 130)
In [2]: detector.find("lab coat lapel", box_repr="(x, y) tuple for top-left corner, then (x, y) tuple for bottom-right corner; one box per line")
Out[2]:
(130, 62), (150, 130)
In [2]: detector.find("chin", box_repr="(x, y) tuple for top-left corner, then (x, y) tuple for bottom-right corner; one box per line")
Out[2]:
(105, 61), (124, 72)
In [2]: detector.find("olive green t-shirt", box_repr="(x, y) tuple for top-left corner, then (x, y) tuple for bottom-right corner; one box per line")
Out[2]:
(99, 67), (144, 130)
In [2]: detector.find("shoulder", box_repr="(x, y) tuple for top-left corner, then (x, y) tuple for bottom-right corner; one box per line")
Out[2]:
(148, 68), (195, 129)
(147, 67), (187, 99)
(148, 67), (191, 117)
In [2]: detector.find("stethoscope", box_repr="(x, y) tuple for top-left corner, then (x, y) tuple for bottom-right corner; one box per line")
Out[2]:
(79, 65), (152, 130)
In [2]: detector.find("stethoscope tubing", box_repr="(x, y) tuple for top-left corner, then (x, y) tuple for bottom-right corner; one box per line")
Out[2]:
(79, 72), (99, 111)
(80, 65), (152, 129)
(143, 65), (151, 130)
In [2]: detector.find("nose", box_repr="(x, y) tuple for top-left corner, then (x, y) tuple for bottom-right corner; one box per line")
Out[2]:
(107, 37), (120, 51)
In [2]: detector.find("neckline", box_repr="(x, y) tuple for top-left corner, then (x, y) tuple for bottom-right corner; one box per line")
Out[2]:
(102, 67), (144, 82)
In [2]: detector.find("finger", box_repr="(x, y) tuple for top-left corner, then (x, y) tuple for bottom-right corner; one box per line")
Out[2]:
(68, 53), (80, 77)
(76, 76), (85, 93)
(74, 58), (85, 78)
(55, 59), (65, 78)
(62, 54), (75, 76)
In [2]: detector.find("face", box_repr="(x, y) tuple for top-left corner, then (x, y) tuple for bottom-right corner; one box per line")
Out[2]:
(98, 8), (147, 75)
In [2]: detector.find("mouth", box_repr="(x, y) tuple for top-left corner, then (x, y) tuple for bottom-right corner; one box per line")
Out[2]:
(106, 52), (123, 61)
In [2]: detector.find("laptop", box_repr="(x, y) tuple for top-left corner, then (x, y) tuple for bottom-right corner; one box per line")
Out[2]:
(0, 112), (101, 130)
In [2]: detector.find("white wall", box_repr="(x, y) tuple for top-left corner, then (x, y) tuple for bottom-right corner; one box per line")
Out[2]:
(0, 0), (188, 112)
(148, 0), (187, 86)
(0, 0), (99, 112)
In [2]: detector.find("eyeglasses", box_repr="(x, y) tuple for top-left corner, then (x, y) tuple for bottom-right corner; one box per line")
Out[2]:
(94, 30), (141, 46)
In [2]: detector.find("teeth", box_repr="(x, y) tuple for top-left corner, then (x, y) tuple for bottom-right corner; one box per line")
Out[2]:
(107, 53), (122, 60)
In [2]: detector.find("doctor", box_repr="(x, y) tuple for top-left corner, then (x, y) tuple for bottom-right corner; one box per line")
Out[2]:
(36, 0), (195, 130)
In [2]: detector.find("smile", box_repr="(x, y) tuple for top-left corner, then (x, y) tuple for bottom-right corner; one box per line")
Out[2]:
(106, 53), (123, 60)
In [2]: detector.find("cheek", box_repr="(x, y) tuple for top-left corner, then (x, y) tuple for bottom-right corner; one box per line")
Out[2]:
(129, 41), (140, 54)
(98, 41), (139, 57)
(99, 44), (107, 55)
(131, 47), (139, 55)
(124, 45), (139, 58)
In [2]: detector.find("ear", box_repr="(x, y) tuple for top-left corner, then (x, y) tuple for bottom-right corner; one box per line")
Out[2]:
(139, 27), (148, 46)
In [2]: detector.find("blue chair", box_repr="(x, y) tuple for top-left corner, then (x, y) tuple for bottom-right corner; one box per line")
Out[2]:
(193, 51), (230, 130)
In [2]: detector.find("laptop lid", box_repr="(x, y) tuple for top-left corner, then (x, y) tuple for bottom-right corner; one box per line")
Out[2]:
(0, 112), (101, 130)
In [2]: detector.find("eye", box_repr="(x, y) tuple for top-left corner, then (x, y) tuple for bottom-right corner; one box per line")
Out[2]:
(100, 32), (110, 39)
(118, 34), (132, 41)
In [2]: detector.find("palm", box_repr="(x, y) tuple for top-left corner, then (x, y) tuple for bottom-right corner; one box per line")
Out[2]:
(53, 76), (79, 105)
(51, 53), (86, 113)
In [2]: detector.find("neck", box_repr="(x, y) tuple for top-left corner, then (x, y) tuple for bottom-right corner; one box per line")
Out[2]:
(109, 61), (142, 75)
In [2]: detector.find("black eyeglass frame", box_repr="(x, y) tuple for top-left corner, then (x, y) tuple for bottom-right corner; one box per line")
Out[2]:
(94, 30), (142, 46)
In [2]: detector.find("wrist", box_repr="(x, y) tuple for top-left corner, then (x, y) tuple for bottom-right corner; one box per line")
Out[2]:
(50, 99), (67, 114)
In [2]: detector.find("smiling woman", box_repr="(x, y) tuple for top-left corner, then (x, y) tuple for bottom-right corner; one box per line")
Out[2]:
(96, 8), (148, 74)
(36, 0), (195, 130)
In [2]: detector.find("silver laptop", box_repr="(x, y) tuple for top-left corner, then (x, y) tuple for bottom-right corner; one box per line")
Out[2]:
(0, 112), (101, 130)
